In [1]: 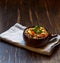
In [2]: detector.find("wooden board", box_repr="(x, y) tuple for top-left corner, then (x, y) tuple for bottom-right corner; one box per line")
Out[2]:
(0, 23), (60, 56)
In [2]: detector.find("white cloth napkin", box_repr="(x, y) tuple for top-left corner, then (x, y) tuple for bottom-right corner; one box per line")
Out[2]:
(0, 23), (26, 45)
(0, 23), (60, 55)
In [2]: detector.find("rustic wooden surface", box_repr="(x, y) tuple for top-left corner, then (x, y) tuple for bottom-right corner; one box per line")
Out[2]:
(0, 0), (60, 63)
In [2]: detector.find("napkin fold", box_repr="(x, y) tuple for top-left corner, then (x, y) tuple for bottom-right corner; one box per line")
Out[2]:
(0, 23), (60, 55)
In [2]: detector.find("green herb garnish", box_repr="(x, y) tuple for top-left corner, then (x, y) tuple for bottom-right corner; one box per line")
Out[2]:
(33, 25), (39, 33)
(39, 30), (43, 33)
(36, 30), (43, 34)
(33, 25), (43, 34)
(33, 28), (37, 33)
(34, 25), (40, 29)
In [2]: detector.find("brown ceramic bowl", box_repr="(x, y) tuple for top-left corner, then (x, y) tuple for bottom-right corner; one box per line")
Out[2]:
(23, 26), (51, 48)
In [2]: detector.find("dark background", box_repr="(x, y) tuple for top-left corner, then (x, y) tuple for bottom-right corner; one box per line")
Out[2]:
(0, 0), (60, 63)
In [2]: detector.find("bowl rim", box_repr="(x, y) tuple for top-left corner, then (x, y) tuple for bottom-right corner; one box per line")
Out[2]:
(23, 26), (49, 40)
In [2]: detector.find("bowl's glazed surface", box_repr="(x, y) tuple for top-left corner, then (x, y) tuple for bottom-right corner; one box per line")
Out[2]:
(23, 26), (51, 48)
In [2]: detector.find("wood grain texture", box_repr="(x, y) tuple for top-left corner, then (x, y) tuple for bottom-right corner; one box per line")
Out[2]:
(0, 0), (60, 63)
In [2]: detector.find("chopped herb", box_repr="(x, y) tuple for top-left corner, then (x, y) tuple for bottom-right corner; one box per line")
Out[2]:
(34, 25), (40, 29)
(36, 30), (43, 34)
(36, 30), (40, 34)
(33, 28), (37, 33)
(39, 30), (43, 33)
(33, 25), (40, 33)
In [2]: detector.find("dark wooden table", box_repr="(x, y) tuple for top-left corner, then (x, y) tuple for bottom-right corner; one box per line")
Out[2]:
(0, 0), (60, 63)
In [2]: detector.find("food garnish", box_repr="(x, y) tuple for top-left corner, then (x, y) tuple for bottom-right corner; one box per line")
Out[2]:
(25, 25), (48, 39)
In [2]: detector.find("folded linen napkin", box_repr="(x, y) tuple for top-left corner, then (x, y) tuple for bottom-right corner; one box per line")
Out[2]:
(0, 23), (60, 55)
